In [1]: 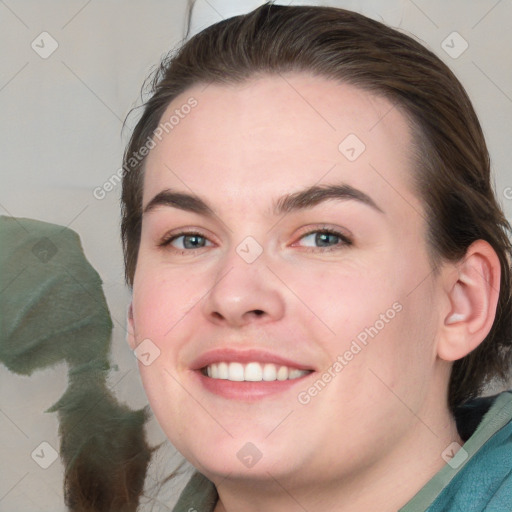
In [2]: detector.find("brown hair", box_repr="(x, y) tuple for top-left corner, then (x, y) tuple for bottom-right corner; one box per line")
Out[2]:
(121, 2), (512, 411)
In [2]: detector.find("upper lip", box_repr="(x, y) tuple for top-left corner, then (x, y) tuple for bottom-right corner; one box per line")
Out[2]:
(190, 348), (315, 372)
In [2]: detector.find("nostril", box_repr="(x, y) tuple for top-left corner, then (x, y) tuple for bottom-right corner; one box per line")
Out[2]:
(252, 310), (265, 316)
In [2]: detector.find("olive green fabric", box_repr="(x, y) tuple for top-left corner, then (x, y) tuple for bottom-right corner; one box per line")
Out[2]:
(0, 215), (112, 375)
(172, 471), (218, 512)
(0, 215), (151, 509)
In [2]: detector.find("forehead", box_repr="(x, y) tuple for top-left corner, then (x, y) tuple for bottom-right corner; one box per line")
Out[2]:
(142, 73), (421, 219)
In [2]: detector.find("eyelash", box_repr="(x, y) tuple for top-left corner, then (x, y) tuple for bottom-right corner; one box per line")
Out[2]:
(158, 227), (352, 254)
(158, 231), (210, 252)
(292, 228), (353, 252)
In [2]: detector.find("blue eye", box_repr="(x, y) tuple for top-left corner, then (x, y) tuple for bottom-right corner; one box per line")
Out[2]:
(160, 232), (212, 250)
(297, 230), (351, 249)
(158, 229), (351, 253)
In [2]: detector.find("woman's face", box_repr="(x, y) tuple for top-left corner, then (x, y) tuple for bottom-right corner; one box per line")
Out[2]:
(129, 74), (450, 485)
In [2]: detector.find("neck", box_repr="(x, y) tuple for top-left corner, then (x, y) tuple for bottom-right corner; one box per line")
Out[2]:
(212, 405), (461, 512)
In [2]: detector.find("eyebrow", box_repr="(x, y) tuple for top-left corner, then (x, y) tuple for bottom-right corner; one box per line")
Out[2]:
(143, 190), (214, 216)
(274, 184), (384, 215)
(142, 184), (384, 217)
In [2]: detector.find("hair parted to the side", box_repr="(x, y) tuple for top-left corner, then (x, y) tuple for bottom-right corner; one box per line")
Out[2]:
(121, 2), (512, 411)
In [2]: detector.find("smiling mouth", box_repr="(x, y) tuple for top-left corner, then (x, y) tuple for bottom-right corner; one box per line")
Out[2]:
(201, 361), (314, 382)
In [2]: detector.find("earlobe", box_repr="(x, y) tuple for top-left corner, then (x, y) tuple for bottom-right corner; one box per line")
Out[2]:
(127, 302), (137, 350)
(437, 240), (500, 362)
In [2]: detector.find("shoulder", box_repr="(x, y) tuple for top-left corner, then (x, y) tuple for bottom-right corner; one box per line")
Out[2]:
(430, 390), (512, 511)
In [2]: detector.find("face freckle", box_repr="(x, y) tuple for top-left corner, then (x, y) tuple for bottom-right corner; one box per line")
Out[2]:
(129, 73), (445, 487)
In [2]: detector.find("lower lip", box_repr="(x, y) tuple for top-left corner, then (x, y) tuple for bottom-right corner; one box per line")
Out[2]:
(193, 370), (314, 401)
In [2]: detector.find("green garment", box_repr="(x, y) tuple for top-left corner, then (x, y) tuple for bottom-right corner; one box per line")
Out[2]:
(402, 390), (512, 511)
(172, 391), (512, 512)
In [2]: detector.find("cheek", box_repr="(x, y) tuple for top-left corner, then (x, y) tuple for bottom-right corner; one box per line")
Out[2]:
(284, 261), (395, 342)
(342, 283), (438, 403)
(137, 360), (191, 449)
(132, 266), (205, 339)
(291, 256), (436, 375)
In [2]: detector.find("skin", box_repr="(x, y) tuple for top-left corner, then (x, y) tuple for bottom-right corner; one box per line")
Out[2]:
(127, 74), (500, 511)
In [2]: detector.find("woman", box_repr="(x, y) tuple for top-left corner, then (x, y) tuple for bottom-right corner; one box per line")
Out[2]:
(121, 3), (512, 511)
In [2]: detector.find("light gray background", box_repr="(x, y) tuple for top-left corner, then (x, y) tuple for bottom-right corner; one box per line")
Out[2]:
(1, 0), (511, 510)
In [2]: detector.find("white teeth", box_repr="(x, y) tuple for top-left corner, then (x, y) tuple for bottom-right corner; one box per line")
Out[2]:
(244, 362), (263, 381)
(262, 363), (277, 381)
(288, 368), (305, 379)
(229, 362), (244, 381)
(203, 362), (310, 382)
(277, 365), (288, 381)
(218, 362), (229, 379)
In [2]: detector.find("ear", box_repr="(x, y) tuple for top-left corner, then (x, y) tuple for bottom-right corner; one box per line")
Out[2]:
(437, 240), (501, 362)
(126, 301), (137, 350)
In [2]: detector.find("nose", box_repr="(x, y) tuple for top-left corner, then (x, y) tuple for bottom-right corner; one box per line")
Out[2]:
(201, 249), (285, 328)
